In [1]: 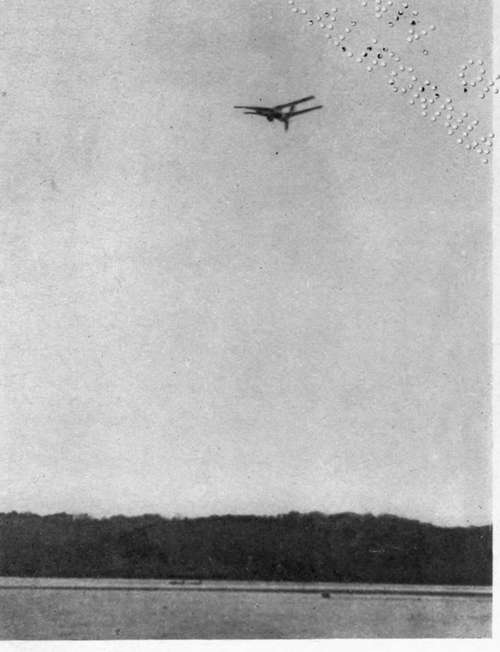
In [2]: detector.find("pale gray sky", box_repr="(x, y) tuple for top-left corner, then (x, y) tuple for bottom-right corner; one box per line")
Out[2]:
(0, 0), (493, 526)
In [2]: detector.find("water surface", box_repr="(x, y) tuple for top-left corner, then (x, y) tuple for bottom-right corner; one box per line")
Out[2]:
(0, 578), (491, 639)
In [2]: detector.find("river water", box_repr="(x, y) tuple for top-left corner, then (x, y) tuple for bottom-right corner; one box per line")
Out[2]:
(0, 577), (491, 639)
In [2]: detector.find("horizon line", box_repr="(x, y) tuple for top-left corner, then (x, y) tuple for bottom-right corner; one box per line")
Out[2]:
(0, 509), (492, 529)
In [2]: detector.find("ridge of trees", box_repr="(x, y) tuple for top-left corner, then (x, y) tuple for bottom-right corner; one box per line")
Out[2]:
(0, 511), (491, 585)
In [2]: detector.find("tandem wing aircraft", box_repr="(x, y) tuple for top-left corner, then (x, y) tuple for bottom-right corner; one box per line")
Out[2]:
(234, 96), (323, 131)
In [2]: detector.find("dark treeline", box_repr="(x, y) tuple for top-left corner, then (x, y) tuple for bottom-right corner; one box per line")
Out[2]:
(0, 511), (491, 585)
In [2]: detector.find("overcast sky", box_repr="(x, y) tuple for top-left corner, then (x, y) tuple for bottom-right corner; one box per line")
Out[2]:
(0, 0), (493, 526)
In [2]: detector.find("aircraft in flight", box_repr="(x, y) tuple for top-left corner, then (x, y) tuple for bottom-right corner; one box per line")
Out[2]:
(234, 96), (323, 131)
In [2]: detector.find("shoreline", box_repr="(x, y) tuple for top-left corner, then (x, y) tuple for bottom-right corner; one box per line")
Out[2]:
(0, 578), (491, 598)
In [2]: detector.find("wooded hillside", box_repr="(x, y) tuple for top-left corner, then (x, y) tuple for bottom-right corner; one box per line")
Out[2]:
(0, 511), (491, 585)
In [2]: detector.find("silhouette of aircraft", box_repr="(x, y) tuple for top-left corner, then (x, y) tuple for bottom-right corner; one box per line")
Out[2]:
(234, 96), (323, 131)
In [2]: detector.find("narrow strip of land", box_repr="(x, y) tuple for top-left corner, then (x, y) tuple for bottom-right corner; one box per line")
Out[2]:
(0, 583), (491, 599)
